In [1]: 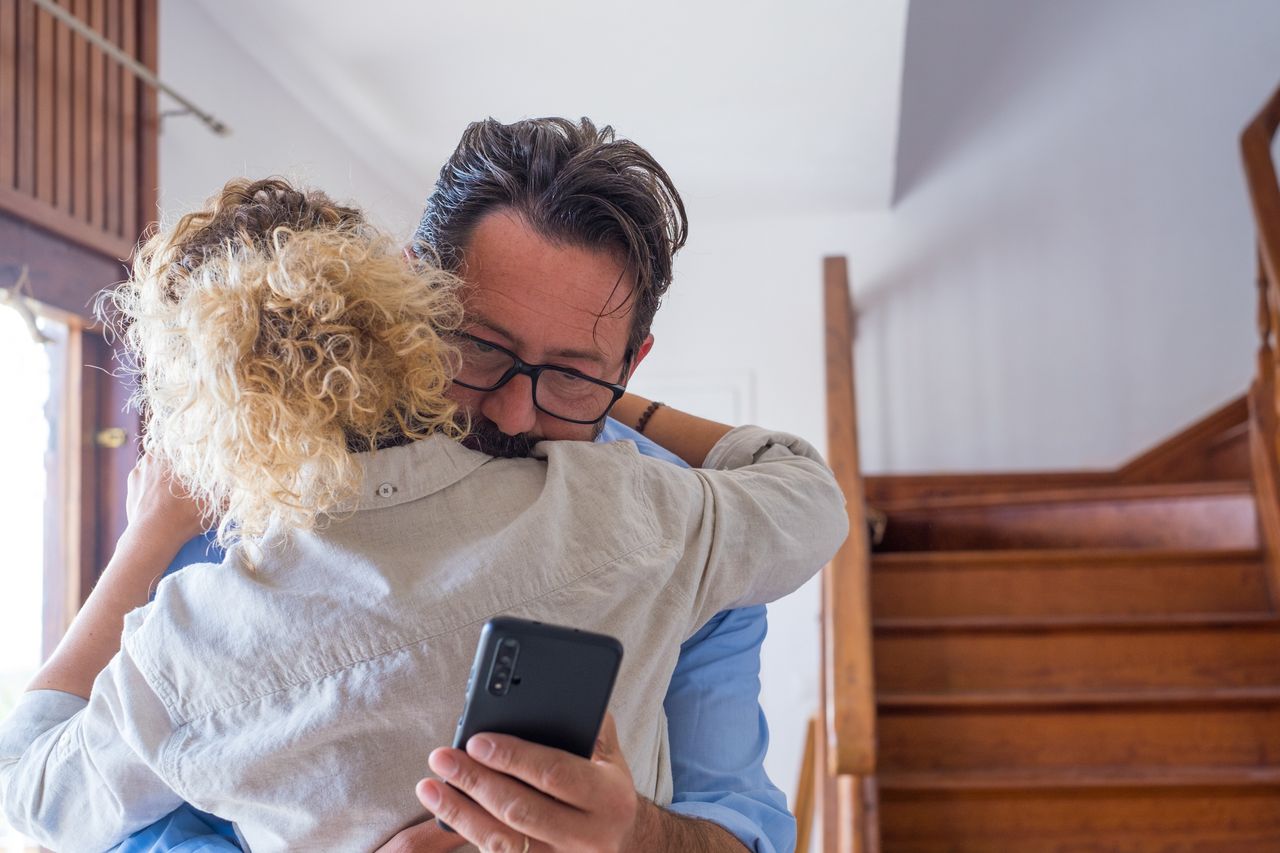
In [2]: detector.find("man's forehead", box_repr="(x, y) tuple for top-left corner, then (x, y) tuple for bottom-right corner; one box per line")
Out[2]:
(459, 213), (636, 362)
(462, 283), (631, 362)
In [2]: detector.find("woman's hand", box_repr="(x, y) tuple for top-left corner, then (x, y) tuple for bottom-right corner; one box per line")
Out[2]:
(126, 455), (210, 545)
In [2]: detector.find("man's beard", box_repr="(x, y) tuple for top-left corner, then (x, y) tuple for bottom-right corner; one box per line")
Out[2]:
(460, 415), (606, 458)
(461, 416), (539, 458)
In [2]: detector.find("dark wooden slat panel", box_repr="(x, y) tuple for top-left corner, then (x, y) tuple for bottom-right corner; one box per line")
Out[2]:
(119, 0), (135, 239)
(35, 1), (55, 203)
(54, 0), (73, 212)
(87, 0), (104, 228)
(137, 0), (155, 234)
(0, 0), (15, 189)
(71, 0), (88, 218)
(103, 0), (118, 236)
(16, 0), (35, 194)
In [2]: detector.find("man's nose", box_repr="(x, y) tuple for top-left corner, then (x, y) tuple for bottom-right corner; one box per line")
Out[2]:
(480, 374), (538, 436)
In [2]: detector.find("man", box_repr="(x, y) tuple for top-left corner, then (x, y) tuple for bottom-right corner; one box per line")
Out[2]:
(118, 118), (794, 853)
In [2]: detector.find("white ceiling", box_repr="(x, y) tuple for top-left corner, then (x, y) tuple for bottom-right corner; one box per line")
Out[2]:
(187, 0), (909, 219)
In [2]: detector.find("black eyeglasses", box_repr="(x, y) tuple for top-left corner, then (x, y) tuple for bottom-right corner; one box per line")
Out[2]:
(450, 333), (631, 425)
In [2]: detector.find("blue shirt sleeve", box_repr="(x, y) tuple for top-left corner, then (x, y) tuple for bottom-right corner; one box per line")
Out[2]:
(600, 418), (794, 852)
(118, 419), (791, 853)
(106, 804), (240, 853)
(662, 607), (794, 853)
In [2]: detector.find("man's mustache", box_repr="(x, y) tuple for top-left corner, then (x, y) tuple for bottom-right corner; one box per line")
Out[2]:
(462, 416), (538, 459)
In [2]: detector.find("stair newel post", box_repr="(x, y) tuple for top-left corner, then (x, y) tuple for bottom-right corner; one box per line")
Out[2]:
(1242, 84), (1280, 601)
(819, 256), (880, 852)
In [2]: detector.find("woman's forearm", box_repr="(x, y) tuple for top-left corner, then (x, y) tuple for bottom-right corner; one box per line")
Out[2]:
(613, 393), (734, 468)
(28, 526), (187, 698)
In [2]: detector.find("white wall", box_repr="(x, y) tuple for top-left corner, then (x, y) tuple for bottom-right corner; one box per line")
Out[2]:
(157, 0), (421, 232)
(631, 0), (1280, 791)
(159, 0), (1280, 814)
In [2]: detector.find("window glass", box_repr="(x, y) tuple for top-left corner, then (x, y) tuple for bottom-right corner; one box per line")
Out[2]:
(0, 303), (59, 853)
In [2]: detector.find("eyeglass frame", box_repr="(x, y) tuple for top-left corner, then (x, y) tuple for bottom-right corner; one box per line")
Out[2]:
(449, 332), (632, 425)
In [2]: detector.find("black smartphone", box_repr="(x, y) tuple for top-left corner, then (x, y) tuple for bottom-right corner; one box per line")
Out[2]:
(438, 616), (624, 832)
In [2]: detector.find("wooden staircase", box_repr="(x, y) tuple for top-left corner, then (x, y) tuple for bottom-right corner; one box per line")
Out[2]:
(811, 82), (1280, 852)
(866, 426), (1280, 850)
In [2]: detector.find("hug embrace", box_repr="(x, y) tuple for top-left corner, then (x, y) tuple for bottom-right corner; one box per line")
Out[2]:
(0, 119), (848, 853)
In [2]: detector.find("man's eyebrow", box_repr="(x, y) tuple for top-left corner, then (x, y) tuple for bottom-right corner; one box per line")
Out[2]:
(469, 316), (608, 366)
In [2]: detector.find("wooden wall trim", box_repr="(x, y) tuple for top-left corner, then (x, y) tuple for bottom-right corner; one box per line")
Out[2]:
(0, 208), (129, 316)
(0, 182), (135, 259)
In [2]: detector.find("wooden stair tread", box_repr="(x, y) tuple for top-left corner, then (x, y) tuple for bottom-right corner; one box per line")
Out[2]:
(874, 483), (1258, 551)
(875, 625), (1280, 692)
(875, 611), (1280, 633)
(872, 547), (1273, 620)
(875, 479), (1252, 513)
(879, 686), (1280, 710)
(872, 546), (1263, 567)
(878, 765), (1280, 792)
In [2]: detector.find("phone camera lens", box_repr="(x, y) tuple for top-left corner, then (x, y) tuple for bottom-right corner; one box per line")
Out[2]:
(488, 638), (520, 696)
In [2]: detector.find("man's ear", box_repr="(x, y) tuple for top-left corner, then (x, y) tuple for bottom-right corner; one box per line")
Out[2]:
(626, 334), (655, 382)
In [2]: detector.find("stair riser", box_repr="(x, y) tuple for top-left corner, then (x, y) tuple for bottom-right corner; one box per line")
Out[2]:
(879, 494), (1257, 551)
(872, 558), (1271, 619)
(879, 706), (1280, 773)
(879, 789), (1280, 852)
(876, 628), (1280, 693)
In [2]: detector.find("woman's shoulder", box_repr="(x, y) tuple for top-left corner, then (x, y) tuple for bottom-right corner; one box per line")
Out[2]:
(120, 542), (349, 723)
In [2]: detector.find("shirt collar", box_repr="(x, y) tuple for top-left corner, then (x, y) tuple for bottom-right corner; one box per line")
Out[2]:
(343, 435), (496, 511)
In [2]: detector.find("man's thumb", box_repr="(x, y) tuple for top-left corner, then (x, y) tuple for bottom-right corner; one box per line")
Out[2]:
(592, 711), (621, 763)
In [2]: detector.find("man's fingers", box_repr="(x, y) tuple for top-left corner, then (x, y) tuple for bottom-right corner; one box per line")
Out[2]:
(428, 747), (589, 844)
(463, 732), (596, 809)
(417, 776), (543, 853)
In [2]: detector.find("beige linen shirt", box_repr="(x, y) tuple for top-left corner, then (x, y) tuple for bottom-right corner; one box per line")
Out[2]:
(0, 426), (847, 852)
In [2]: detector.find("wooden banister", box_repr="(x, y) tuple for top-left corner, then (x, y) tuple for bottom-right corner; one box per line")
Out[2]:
(1241, 83), (1280, 598)
(821, 256), (878, 776)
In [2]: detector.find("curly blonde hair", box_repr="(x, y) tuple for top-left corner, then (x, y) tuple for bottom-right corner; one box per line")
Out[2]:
(101, 178), (465, 547)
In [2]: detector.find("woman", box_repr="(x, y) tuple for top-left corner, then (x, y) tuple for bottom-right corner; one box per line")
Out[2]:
(0, 178), (847, 852)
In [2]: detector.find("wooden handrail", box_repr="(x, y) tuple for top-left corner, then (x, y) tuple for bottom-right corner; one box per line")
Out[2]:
(821, 256), (878, 776)
(1241, 82), (1280, 598)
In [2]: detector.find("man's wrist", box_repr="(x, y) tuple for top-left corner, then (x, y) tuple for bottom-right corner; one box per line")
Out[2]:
(628, 797), (749, 853)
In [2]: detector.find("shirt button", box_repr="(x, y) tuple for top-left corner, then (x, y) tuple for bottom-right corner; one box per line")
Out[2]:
(376, 483), (397, 498)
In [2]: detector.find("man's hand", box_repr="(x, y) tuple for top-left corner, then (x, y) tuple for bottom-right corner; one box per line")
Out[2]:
(125, 454), (209, 544)
(418, 713), (646, 852)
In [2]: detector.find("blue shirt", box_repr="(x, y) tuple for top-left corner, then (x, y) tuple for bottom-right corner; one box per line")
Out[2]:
(111, 420), (794, 853)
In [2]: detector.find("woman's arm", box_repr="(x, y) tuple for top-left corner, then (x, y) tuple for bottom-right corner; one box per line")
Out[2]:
(29, 457), (206, 698)
(611, 393), (731, 468)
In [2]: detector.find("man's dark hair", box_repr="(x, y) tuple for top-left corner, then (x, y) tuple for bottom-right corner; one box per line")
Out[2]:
(413, 117), (688, 355)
